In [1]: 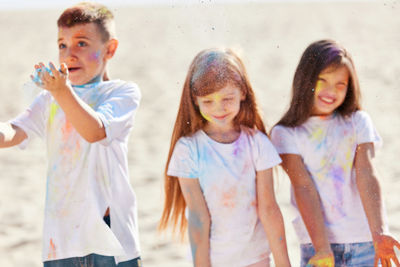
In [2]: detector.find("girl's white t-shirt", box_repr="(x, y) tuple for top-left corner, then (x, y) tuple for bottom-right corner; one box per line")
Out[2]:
(11, 80), (141, 263)
(271, 111), (386, 244)
(168, 128), (281, 267)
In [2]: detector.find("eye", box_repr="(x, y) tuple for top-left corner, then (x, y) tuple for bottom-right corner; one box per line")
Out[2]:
(58, 43), (66, 49)
(336, 83), (348, 90)
(77, 41), (87, 47)
(203, 100), (213, 104)
(223, 97), (233, 102)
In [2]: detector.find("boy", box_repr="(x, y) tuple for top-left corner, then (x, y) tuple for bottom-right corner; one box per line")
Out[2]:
(0, 2), (141, 266)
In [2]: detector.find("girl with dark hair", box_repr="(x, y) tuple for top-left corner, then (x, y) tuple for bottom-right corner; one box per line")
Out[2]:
(159, 48), (291, 267)
(271, 39), (400, 267)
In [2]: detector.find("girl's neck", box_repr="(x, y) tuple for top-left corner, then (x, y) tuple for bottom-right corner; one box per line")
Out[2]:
(203, 123), (241, 144)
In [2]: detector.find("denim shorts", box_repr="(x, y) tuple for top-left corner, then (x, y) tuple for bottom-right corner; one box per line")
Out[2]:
(43, 255), (142, 267)
(300, 242), (379, 267)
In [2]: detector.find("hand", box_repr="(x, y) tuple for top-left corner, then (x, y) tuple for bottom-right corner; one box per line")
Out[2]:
(374, 234), (400, 267)
(31, 62), (69, 93)
(306, 251), (334, 267)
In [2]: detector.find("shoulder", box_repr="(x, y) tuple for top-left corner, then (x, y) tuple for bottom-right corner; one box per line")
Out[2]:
(241, 127), (275, 149)
(350, 110), (372, 123)
(176, 131), (202, 147)
(100, 80), (141, 100)
(171, 132), (203, 161)
(270, 124), (295, 140)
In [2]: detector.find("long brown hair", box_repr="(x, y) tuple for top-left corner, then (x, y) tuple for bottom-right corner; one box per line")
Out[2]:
(277, 39), (361, 127)
(159, 48), (266, 236)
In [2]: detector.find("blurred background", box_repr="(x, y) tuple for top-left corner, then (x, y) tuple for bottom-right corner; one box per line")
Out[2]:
(0, 0), (399, 266)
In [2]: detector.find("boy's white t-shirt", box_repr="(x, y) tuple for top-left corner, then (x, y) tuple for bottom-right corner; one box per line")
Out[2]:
(167, 128), (281, 267)
(271, 111), (386, 244)
(11, 80), (141, 263)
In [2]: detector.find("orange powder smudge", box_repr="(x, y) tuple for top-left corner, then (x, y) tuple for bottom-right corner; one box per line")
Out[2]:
(222, 187), (237, 208)
(61, 119), (73, 142)
(48, 238), (56, 259)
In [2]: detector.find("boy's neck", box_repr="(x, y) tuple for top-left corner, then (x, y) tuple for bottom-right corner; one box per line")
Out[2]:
(72, 74), (103, 87)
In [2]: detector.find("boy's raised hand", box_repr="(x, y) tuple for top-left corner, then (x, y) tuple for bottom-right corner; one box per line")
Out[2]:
(374, 234), (400, 267)
(31, 62), (69, 93)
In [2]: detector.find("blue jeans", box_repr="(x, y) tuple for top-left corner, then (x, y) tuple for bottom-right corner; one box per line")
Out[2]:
(300, 242), (378, 267)
(43, 255), (142, 267)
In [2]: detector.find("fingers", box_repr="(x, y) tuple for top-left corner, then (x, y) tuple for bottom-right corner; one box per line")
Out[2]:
(393, 239), (400, 250)
(60, 63), (69, 76)
(393, 255), (400, 267)
(49, 62), (59, 78)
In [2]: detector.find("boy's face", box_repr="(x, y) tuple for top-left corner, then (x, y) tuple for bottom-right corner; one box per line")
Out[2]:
(58, 23), (114, 85)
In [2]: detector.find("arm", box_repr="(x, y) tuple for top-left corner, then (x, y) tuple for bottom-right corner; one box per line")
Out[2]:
(0, 122), (27, 148)
(355, 143), (400, 266)
(256, 168), (291, 266)
(34, 62), (105, 143)
(178, 177), (211, 267)
(280, 154), (334, 266)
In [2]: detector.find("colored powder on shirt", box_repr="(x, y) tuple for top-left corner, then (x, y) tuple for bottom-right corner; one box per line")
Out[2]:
(47, 238), (56, 259)
(49, 103), (59, 125)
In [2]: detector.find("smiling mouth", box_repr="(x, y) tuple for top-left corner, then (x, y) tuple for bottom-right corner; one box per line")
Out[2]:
(319, 96), (335, 104)
(213, 114), (228, 120)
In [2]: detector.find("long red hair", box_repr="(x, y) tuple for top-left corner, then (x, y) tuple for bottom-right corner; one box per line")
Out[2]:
(159, 48), (266, 236)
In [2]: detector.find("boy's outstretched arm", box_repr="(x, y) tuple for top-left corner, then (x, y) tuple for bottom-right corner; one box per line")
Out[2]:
(34, 62), (105, 143)
(355, 142), (400, 267)
(0, 122), (27, 148)
(256, 168), (291, 266)
(178, 177), (211, 267)
(280, 154), (334, 267)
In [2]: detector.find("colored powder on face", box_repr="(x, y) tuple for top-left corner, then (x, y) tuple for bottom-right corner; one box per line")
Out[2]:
(90, 51), (101, 61)
(200, 110), (212, 122)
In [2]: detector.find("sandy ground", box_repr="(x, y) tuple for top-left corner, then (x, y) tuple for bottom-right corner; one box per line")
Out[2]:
(0, 1), (399, 266)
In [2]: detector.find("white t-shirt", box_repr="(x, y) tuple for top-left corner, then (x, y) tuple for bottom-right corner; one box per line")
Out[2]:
(167, 127), (281, 267)
(271, 111), (385, 244)
(11, 80), (141, 263)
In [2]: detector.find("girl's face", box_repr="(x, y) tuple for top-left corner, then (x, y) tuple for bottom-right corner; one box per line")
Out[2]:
(311, 65), (349, 116)
(196, 83), (244, 131)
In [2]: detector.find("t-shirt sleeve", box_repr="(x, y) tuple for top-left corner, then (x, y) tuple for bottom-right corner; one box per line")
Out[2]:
(254, 131), (282, 171)
(97, 82), (141, 146)
(270, 125), (300, 155)
(167, 137), (198, 178)
(353, 111), (382, 149)
(9, 91), (49, 149)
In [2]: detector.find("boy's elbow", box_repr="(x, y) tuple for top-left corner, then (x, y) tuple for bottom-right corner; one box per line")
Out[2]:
(83, 129), (107, 143)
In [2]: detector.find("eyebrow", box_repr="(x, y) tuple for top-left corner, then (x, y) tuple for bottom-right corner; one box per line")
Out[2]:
(58, 36), (91, 42)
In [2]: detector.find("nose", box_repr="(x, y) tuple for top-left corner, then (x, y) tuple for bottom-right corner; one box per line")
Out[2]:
(214, 100), (227, 113)
(63, 48), (77, 62)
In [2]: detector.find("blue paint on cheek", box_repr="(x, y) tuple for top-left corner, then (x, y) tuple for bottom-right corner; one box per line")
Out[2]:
(90, 51), (101, 61)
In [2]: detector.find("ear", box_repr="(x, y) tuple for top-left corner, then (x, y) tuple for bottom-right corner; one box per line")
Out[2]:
(104, 39), (118, 60)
